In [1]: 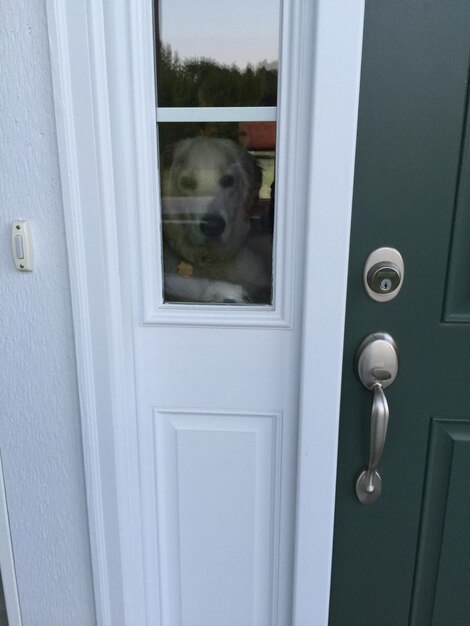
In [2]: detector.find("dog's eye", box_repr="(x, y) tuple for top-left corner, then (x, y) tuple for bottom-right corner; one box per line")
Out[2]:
(219, 174), (235, 188)
(179, 175), (197, 191)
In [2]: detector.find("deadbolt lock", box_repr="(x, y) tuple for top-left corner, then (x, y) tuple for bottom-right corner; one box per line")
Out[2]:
(367, 262), (401, 294)
(363, 247), (404, 302)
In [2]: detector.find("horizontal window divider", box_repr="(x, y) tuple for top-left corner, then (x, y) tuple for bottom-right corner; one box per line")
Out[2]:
(156, 106), (277, 123)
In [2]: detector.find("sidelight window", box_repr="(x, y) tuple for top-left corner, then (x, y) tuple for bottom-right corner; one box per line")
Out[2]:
(155, 0), (280, 305)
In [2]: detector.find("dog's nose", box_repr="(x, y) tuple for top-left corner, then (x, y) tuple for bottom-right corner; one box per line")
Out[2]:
(200, 213), (226, 238)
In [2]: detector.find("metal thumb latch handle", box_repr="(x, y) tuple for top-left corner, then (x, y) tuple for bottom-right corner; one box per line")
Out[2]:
(355, 333), (398, 505)
(364, 384), (388, 493)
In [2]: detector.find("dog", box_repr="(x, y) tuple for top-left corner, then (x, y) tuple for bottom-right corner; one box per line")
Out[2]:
(161, 136), (271, 304)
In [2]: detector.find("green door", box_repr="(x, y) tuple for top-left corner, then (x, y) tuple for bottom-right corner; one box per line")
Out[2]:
(330, 1), (470, 624)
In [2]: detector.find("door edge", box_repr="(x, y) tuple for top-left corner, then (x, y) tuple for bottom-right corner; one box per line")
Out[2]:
(293, 1), (365, 624)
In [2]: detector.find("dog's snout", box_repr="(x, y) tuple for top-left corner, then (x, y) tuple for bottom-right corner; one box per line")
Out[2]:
(200, 213), (226, 238)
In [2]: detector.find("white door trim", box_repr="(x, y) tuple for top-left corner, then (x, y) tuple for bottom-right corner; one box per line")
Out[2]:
(293, 3), (365, 623)
(46, 0), (364, 624)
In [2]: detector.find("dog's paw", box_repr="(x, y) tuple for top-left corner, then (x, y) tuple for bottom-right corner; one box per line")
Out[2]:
(203, 281), (251, 304)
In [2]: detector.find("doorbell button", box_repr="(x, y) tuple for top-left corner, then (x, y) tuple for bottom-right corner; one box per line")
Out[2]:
(363, 248), (404, 302)
(11, 220), (33, 271)
(15, 235), (25, 259)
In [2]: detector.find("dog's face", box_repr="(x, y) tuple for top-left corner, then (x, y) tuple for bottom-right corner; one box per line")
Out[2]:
(162, 137), (261, 265)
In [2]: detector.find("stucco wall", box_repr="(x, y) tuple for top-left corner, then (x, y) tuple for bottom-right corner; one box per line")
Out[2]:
(0, 2), (96, 624)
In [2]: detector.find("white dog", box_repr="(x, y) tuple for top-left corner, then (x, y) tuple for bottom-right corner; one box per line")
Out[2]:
(161, 136), (271, 303)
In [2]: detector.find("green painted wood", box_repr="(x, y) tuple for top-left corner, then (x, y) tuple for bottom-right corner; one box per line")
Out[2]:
(409, 420), (470, 624)
(430, 425), (470, 624)
(329, 1), (470, 624)
(443, 99), (470, 322)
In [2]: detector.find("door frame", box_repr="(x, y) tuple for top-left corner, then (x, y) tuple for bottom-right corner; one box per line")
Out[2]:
(0, 454), (22, 626)
(45, 0), (364, 624)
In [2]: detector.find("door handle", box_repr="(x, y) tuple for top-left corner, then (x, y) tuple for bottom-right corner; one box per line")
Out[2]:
(357, 383), (389, 503)
(355, 333), (399, 504)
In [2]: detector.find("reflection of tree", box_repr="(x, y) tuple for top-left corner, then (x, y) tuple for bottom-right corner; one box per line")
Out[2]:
(156, 44), (278, 213)
(156, 44), (278, 108)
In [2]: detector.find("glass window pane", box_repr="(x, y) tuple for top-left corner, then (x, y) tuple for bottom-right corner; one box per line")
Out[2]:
(159, 122), (275, 304)
(155, 0), (280, 107)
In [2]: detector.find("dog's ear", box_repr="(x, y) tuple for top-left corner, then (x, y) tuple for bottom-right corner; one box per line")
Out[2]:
(159, 142), (177, 171)
(239, 150), (263, 215)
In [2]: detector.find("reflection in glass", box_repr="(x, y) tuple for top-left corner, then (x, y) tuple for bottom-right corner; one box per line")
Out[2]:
(155, 0), (279, 107)
(159, 123), (275, 304)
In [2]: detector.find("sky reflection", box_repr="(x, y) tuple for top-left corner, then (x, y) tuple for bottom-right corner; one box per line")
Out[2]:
(158, 0), (280, 68)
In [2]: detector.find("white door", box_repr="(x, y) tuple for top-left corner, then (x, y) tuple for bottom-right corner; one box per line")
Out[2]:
(47, 0), (364, 624)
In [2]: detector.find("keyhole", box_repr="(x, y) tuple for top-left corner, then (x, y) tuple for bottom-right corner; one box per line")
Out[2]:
(380, 278), (392, 291)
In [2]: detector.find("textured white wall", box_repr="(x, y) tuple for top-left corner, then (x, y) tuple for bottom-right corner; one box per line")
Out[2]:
(0, 2), (96, 625)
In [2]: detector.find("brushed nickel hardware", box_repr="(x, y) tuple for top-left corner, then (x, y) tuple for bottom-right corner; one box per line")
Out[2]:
(363, 248), (404, 302)
(355, 332), (398, 504)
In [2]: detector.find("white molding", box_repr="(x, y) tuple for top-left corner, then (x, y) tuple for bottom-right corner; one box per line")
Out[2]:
(293, 1), (365, 624)
(136, 0), (309, 329)
(157, 106), (277, 122)
(144, 304), (290, 329)
(46, 2), (114, 625)
(46, 1), (143, 624)
(0, 454), (22, 626)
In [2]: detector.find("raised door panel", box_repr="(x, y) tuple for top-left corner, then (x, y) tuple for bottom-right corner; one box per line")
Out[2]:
(146, 410), (282, 626)
(410, 420), (470, 625)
